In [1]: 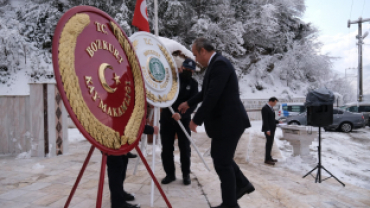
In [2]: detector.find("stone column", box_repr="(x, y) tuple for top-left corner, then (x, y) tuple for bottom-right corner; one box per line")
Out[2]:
(29, 83), (45, 157)
(29, 83), (69, 157)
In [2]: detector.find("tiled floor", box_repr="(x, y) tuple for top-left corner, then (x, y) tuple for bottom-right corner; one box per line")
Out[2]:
(0, 131), (369, 208)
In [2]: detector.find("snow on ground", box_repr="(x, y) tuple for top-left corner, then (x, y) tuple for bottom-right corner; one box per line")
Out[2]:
(68, 128), (85, 143)
(238, 77), (306, 100)
(197, 123), (206, 133)
(32, 162), (45, 170)
(15, 150), (32, 159)
(247, 120), (370, 190)
(66, 117), (370, 190)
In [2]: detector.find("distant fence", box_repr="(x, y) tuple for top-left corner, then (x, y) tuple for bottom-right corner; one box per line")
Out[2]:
(0, 83), (68, 157)
(241, 98), (306, 120)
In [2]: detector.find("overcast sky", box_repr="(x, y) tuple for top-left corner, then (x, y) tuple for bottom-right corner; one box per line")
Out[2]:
(303, 0), (370, 95)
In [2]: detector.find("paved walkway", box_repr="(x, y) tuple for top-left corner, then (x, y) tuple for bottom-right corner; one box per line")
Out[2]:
(0, 130), (370, 208)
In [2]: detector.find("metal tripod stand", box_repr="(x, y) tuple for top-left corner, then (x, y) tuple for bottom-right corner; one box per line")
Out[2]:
(303, 126), (345, 187)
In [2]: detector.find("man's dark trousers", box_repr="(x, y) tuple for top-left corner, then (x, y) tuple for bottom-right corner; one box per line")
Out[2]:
(106, 125), (154, 208)
(264, 131), (275, 161)
(107, 155), (128, 208)
(211, 132), (249, 207)
(160, 119), (191, 177)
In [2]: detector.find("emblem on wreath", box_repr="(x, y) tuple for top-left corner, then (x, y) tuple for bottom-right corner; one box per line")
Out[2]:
(148, 57), (166, 82)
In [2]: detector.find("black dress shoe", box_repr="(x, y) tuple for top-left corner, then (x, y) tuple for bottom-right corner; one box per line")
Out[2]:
(236, 182), (255, 200)
(123, 191), (135, 201)
(161, 175), (176, 184)
(183, 175), (191, 185)
(211, 204), (240, 208)
(271, 158), (278, 162)
(122, 202), (140, 208)
(264, 160), (275, 165)
(127, 152), (137, 158)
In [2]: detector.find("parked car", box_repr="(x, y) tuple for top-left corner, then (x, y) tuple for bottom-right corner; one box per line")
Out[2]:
(275, 102), (305, 120)
(285, 108), (365, 133)
(343, 102), (370, 126)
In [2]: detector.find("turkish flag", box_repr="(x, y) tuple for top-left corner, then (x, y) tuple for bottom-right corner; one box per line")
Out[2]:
(132, 0), (150, 32)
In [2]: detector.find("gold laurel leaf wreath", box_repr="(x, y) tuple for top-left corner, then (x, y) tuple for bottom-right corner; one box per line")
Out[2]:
(58, 13), (145, 149)
(109, 21), (146, 145)
(145, 44), (179, 103)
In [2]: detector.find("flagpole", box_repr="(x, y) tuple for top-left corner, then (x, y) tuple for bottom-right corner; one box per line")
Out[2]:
(150, 0), (159, 207)
(150, 107), (159, 207)
(154, 0), (158, 36)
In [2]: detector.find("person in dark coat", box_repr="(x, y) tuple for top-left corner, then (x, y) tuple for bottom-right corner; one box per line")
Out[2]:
(107, 125), (159, 208)
(261, 97), (279, 165)
(160, 58), (199, 185)
(178, 37), (254, 208)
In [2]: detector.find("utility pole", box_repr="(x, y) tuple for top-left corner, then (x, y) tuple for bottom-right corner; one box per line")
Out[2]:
(348, 17), (370, 102)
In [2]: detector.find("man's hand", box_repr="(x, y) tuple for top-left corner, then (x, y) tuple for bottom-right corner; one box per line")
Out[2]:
(178, 102), (190, 114)
(172, 113), (181, 121)
(189, 120), (198, 133)
(266, 131), (271, 136)
(153, 126), (159, 135)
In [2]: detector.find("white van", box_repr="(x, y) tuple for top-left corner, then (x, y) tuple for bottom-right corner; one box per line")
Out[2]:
(275, 102), (305, 120)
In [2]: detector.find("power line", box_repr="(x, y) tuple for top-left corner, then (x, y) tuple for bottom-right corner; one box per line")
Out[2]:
(349, 0), (354, 19)
(361, 0), (366, 17)
(348, 0), (354, 69)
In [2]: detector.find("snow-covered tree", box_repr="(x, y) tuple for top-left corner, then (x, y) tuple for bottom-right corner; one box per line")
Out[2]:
(187, 0), (246, 72)
(324, 73), (356, 103)
(115, 3), (134, 36)
(0, 0), (351, 101)
(0, 0), (8, 6)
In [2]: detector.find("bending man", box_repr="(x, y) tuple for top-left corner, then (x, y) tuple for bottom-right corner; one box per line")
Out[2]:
(178, 37), (254, 208)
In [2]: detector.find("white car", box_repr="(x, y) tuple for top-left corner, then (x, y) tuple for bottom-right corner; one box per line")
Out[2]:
(275, 102), (305, 120)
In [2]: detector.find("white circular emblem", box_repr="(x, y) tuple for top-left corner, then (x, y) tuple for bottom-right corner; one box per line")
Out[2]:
(129, 32), (179, 107)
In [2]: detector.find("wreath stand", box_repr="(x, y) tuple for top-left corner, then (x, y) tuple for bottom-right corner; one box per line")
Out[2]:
(63, 144), (172, 208)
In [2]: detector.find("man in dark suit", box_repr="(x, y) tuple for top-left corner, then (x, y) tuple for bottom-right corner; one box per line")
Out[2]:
(178, 37), (254, 208)
(261, 97), (279, 165)
(160, 58), (198, 185)
(107, 125), (158, 208)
